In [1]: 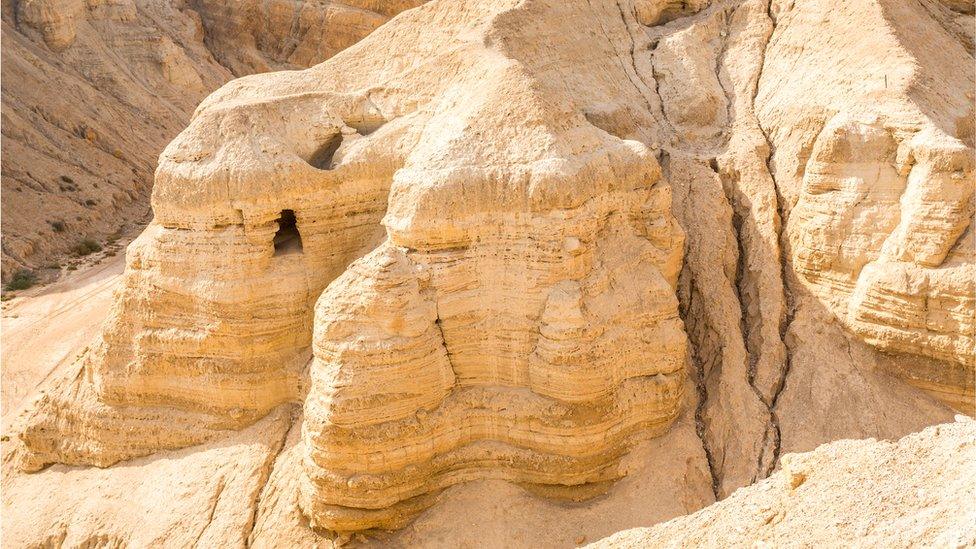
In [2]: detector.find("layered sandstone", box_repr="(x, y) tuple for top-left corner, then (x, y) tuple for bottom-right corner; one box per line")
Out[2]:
(765, 0), (976, 411)
(5, 0), (974, 542)
(1, 0), (420, 280)
(17, 0), (691, 530)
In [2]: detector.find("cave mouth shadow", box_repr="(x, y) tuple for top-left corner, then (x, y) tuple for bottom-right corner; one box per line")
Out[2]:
(274, 209), (303, 256)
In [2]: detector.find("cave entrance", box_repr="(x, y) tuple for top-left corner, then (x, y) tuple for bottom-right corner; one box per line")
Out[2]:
(307, 134), (343, 170)
(273, 209), (303, 256)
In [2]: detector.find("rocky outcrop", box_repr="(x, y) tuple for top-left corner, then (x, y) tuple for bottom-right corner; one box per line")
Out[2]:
(760, 0), (976, 412)
(6, 0), (974, 542)
(1, 0), (420, 281)
(591, 417), (976, 548)
(17, 0), (691, 531)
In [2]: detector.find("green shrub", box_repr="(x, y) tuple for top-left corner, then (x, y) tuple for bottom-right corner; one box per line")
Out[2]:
(5, 269), (37, 291)
(71, 238), (102, 256)
(49, 220), (66, 232)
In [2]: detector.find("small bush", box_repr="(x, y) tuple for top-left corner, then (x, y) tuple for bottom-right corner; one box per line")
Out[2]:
(5, 269), (37, 291)
(60, 175), (74, 184)
(49, 220), (66, 232)
(71, 238), (102, 256)
(84, 199), (97, 207)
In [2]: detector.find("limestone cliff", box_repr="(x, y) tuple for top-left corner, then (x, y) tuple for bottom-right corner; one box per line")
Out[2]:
(4, 0), (974, 543)
(0, 0), (421, 280)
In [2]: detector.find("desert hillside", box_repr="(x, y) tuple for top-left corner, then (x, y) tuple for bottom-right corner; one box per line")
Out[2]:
(0, 0), (422, 282)
(592, 418), (976, 548)
(1, 0), (973, 547)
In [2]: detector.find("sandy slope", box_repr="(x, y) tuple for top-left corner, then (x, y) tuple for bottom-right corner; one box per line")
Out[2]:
(1, 250), (125, 430)
(591, 418), (976, 548)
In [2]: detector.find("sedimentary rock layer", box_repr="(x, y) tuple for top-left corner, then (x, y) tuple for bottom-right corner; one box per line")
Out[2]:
(1, 0), (419, 279)
(10, 0), (974, 538)
(16, 0), (694, 531)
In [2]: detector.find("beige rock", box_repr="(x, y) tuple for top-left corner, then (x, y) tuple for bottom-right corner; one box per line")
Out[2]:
(3, 0), (974, 543)
(19, 0), (691, 530)
(759, 0), (975, 411)
(0, 0), (420, 281)
(2, 407), (294, 548)
(590, 417), (976, 548)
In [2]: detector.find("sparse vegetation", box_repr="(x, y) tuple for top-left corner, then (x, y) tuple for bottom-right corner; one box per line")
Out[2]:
(71, 238), (102, 256)
(4, 269), (37, 291)
(84, 199), (98, 206)
(49, 220), (66, 232)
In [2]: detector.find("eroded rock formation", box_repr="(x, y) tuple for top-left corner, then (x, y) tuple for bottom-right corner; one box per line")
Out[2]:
(1, 0), (421, 279)
(5, 0), (974, 541)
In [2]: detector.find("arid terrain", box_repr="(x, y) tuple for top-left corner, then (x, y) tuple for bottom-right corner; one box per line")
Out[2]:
(1, 0), (422, 281)
(1, 0), (974, 547)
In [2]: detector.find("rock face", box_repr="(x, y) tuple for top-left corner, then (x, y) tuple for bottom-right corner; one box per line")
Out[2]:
(5, 0), (975, 543)
(591, 417), (976, 548)
(0, 0), (422, 280)
(763, 0), (976, 412)
(17, 0), (691, 531)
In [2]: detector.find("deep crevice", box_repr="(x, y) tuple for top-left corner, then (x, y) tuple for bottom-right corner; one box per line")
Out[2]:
(755, 0), (794, 477)
(687, 282), (722, 500)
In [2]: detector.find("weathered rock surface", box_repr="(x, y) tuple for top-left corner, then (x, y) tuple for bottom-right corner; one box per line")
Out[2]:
(17, 0), (692, 530)
(591, 417), (976, 548)
(3, 0), (974, 544)
(0, 0), (420, 280)
(763, 0), (976, 413)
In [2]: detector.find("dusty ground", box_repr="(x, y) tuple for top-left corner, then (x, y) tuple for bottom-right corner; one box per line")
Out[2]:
(591, 418), (976, 548)
(1, 238), (128, 431)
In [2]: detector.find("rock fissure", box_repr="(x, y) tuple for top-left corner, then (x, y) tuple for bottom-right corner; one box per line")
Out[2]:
(686, 278), (722, 499)
(3, 0), (973, 544)
(192, 477), (227, 548)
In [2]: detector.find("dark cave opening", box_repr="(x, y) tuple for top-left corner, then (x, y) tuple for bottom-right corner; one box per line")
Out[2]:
(273, 209), (303, 256)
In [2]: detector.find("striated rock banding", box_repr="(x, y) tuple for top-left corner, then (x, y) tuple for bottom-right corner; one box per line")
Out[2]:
(16, 0), (690, 532)
(10, 0), (975, 538)
(1, 0), (422, 279)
